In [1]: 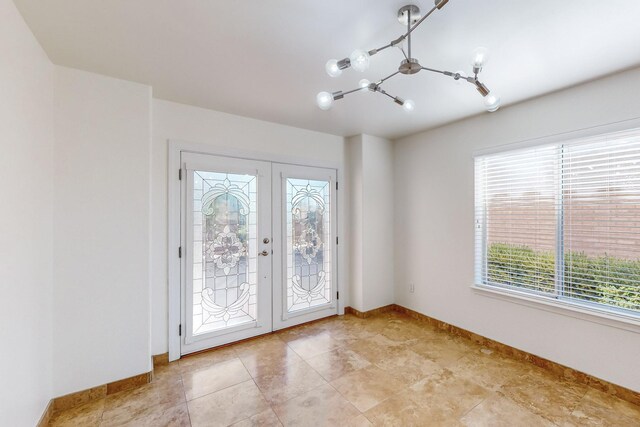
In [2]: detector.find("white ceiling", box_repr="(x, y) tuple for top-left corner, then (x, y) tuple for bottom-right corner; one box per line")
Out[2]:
(14, 0), (640, 139)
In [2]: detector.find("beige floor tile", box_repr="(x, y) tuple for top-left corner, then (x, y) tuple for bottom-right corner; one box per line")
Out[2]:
(275, 322), (328, 343)
(182, 357), (251, 401)
(582, 388), (640, 421)
(231, 334), (286, 358)
(408, 369), (492, 418)
(330, 365), (406, 412)
(317, 318), (377, 345)
(375, 347), (443, 386)
(286, 332), (344, 359)
(343, 334), (410, 365)
(377, 319), (435, 344)
(178, 346), (238, 374)
(231, 408), (283, 427)
(306, 347), (371, 382)
(188, 380), (270, 427)
(102, 376), (185, 424)
(153, 362), (183, 383)
(272, 383), (360, 426)
(361, 315), (400, 334)
(101, 402), (190, 427)
(253, 360), (327, 404)
(460, 393), (556, 427)
(562, 388), (640, 426)
(48, 311), (640, 427)
(412, 323), (447, 338)
(318, 314), (369, 333)
(500, 366), (587, 424)
(346, 414), (374, 427)
(324, 332), (371, 348)
(365, 391), (464, 427)
(409, 335), (471, 368)
(236, 339), (303, 379)
(448, 348), (533, 391)
(50, 399), (105, 427)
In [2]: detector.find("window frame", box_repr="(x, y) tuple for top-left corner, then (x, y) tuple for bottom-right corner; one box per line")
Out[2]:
(473, 119), (640, 332)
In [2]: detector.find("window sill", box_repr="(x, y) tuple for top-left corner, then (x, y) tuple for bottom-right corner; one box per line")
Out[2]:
(472, 284), (640, 334)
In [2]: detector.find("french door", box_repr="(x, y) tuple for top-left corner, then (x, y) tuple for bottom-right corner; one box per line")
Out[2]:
(180, 152), (337, 355)
(181, 153), (272, 354)
(272, 163), (338, 330)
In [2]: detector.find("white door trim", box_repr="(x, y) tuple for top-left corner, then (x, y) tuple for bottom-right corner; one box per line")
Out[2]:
(167, 139), (345, 362)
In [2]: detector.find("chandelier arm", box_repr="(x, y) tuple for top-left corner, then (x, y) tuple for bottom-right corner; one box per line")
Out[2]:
(420, 66), (448, 75)
(368, 42), (393, 57)
(407, 9), (412, 59)
(379, 71), (401, 84)
(378, 89), (396, 101)
(328, 85), (366, 103)
(341, 87), (363, 97)
(403, 5), (439, 39)
(399, 46), (408, 60)
(421, 67), (486, 89)
(376, 87), (405, 106)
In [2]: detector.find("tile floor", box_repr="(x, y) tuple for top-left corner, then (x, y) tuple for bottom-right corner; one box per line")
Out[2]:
(49, 311), (640, 426)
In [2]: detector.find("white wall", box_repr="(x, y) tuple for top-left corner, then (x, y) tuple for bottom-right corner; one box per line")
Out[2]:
(394, 67), (640, 392)
(53, 67), (152, 396)
(346, 136), (364, 311)
(362, 135), (395, 311)
(347, 134), (395, 312)
(0, 0), (54, 424)
(151, 99), (345, 354)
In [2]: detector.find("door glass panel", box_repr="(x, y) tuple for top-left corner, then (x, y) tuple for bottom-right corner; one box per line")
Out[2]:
(192, 171), (258, 335)
(286, 178), (332, 312)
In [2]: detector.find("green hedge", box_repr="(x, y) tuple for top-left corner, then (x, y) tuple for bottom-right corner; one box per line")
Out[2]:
(487, 243), (640, 311)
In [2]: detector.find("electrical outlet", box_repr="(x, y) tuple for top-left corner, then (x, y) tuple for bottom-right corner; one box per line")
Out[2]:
(409, 283), (415, 293)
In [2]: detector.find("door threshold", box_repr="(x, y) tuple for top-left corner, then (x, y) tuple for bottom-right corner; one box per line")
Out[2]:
(180, 314), (339, 359)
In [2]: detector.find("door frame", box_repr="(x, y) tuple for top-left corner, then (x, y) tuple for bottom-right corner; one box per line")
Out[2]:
(168, 139), (345, 362)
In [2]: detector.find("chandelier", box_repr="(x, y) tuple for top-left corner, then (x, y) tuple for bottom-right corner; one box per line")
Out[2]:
(316, 0), (501, 113)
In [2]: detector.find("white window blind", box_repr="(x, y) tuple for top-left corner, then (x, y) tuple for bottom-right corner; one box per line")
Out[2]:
(475, 128), (640, 315)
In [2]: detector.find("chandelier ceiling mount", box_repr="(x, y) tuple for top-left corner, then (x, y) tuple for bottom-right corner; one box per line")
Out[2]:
(316, 0), (501, 113)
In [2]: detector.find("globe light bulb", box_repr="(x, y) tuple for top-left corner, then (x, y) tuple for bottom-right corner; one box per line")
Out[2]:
(349, 49), (370, 72)
(325, 59), (342, 78)
(403, 99), (415, 112)
(483, 94), (501, 112)
(472, 47), (489, 68)
(359, 79), (370, 89)
(316, 92), (334, 110)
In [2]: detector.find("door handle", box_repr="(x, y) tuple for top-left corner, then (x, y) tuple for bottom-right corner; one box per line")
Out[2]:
(259, 250), (269, 256)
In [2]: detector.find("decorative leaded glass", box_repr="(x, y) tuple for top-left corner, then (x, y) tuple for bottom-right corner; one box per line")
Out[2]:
(192, 171), (258, 335)
(286, 178), (332, 312)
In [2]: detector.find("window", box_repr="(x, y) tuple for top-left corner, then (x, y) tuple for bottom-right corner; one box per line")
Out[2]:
(475, 128), (640, 317)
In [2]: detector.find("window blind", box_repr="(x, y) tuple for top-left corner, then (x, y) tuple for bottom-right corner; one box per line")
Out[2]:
(475, 128), (640, 315)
